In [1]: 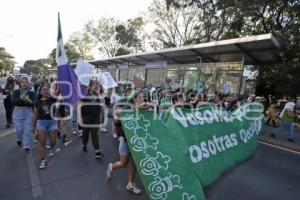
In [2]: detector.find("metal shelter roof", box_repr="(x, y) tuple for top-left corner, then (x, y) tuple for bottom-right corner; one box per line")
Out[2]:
(89, 33), (280, 67)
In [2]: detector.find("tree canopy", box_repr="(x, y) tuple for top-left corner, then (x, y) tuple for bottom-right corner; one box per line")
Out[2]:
(165, 0), (300, 97)
(0, 48), (15, 75)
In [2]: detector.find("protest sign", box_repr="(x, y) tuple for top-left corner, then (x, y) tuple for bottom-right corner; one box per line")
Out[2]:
(120, 103), (263, 199)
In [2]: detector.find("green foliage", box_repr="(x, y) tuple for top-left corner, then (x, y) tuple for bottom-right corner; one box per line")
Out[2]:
(115, 17), (145, 53)
(49, 43), (81, 67)
(149, 0), (202, 48)
(166, 0), (300, 97)
(21, 59), (51, 75)
(0, 48), (15, 74)
(68, 31), (94, 60)
(85, 17), (121, 57)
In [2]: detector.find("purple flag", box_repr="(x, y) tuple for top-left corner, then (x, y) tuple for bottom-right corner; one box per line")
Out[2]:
(57, 64), (87, 106)
(56, 13), (87, 105)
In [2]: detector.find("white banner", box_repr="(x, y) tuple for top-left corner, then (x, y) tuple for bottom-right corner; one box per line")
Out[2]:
(97, 72), (117, 89)
(75, 59), (95, 86)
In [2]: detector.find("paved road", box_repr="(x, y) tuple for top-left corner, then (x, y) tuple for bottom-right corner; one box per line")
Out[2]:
(0, 102), (300, 200)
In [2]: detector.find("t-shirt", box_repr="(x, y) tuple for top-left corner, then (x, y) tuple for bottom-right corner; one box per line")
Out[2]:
(81, 92), (101, 117)
(12, 89), (36, 107)
(34, 97), (57, 120)
(282, 108), (294, 123)
(160, 98), (172, 108)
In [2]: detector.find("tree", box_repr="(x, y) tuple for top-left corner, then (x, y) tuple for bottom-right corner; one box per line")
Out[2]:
(115, 17), (145, 54)
(49, 43), (81, 67)
(85, 17), (121, 58)
(20, 58), (51, 75)
(166, 0), (300, 97)
(148, 0), (202, 48)
(68, 31), (94, 60)
(0, 48), (15, 75)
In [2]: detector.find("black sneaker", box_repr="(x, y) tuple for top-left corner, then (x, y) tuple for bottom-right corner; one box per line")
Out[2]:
(24, 148), (31, 153)
(6, 124), (11, 128)
(57, 131), (62, 139)
(17, 141), (22, 146)
(82, 146), (87, 152)
(62, 135), (69, 143)
(270, 133), (277, 138)
(288, 138), (295, 143)
(95, 150), (104, 159)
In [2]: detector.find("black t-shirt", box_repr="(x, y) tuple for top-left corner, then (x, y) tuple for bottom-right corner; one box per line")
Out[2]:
(34, 97), (57, 120)
(81, 92), (101, 118)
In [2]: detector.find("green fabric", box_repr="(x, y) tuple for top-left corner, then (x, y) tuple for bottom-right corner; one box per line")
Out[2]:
(20, 88), (32, 103)
(127, 90), (137, 102)
(120, 103), (263, 200)
(160, 98), (171, 107)
(282, 109), (294, 122)
(88, 91), (98, 102)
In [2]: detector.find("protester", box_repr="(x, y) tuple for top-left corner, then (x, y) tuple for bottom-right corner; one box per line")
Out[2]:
(106, 91), (144, 195)
(3, 76), (15, 128)
(32, 85), (59, 169)
(271, 101), (296, 143)
(12, 77), (36, 153)
(266, 103), (277, 127)
(79, 81), (104, 159)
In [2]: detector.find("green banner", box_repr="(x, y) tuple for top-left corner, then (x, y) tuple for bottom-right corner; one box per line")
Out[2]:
(120, 103), (264, 200)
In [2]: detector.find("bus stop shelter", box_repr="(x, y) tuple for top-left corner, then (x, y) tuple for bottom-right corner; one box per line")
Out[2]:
(88, 33), (280, 95)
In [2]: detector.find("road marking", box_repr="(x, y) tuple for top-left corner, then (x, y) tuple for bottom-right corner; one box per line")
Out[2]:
(259, 141), (300, 155)
(0, 128), (15, 138)
(26, 153), (43, 198)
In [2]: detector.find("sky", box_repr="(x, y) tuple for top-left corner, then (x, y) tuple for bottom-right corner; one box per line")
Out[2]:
(0, 0), (152, 66)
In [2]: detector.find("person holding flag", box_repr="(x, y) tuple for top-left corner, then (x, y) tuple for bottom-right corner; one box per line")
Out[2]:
(55, 13), (87, 107)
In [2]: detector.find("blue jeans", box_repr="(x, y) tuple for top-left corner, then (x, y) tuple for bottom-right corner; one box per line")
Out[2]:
(273, 120), (294, 139)
(13, 107), (33, 149)
(37, 120), (58, 132)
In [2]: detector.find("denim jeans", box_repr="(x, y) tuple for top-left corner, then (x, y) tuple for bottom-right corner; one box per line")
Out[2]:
(273, 120), (294, 139)
(13, 107), (33, 149)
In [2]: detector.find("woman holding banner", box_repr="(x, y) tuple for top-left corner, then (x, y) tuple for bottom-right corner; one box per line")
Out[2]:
(107, 90), (146, 195)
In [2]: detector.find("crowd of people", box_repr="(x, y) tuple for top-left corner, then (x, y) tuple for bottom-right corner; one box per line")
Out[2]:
(0, 73), (298, 195)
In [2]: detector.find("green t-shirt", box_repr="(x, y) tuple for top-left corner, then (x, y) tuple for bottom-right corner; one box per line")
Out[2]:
(282, 108), (294, 123)
(160, 98), (171, 107)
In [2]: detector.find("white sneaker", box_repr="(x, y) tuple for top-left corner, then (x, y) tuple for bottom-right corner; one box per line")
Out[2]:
(112, 133), (117, 138)
(72, 131), (77, 135)
(78, 130), (83, 137)
(48, 149), (55, 157)
(126, 182), (142, 195)
(39, 159), (47, 169)
(101, 128), (108, 133)
(106, 163), (113, 179)
(45, 144), (51, 150)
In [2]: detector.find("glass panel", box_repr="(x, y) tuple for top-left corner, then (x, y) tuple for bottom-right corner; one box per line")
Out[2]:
(184, 71), (199, 89)
(146, 69), (165, 87)
(119, 69), (129, 81)
(129, 67), (145, 88)
(107, 69), (117, 80)
(166, 70), (184, 89)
